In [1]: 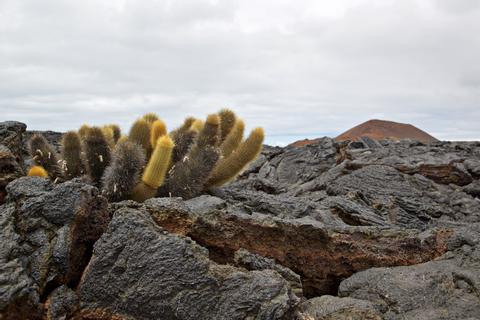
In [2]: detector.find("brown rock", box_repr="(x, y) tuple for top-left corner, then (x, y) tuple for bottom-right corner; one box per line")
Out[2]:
(144, 197), (452, 297)
(336, 119), (438, 143)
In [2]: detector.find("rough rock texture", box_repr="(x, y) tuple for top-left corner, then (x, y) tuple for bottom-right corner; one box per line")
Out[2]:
(295, 295), (382, 320)
(338, 224), (480, 320)
(0, 177), (109, 319)
(219, 138), (480, 230)
(1, 122), (480, 319)
(0, 121), (27, 165)
(78, 207), (299, 320)
(0, 145), (24, 205)
(234, 248), (303, 298)
(0, 121), (26, 204)
(144, 197), (451, 296)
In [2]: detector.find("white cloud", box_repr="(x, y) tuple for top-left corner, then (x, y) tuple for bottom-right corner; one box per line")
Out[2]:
(0, 0), (479, 145)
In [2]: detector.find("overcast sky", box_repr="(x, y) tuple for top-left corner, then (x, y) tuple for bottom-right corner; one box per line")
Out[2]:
(1, 0), (479, 145)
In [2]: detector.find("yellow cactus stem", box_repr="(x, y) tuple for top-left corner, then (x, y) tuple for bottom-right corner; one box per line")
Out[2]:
(190, 119), (204, 133)
(150, 119), (167, 148)
(207, 127), (264, 188)
(142, 112), (159, 124)
(218, 109), (236, 142)
(102, 126), (115, 147)
(220, 119), (245, 158)
(143, 135), (174, 188)
(28, 165), (49, 178)
(180, 117), (196, 131)
(130, 182), (157, 203)
(128, 118), (151, 153)
(117, 135), (129, 144)
(130, 135), (174, 202)
(78, 124), (90, 138)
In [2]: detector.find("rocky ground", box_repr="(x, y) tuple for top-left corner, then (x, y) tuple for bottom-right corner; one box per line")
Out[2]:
(1, 120), (479, 320)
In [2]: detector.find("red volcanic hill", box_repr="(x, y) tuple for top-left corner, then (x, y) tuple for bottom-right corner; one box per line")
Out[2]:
(289, 119), (438, 147)
(336, 119), (438, 143)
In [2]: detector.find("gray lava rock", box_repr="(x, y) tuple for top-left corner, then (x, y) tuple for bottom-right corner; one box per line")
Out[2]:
(0, 121), (26, 165)
(295, 295), (382, 320)
(0, 177), (109, 319)
(234, 248), (303, 298)
(78, 207), (299, 320)
(44, 285), (79, 320)
(220, 139), (480, 230)
(338, 224), (480, 320)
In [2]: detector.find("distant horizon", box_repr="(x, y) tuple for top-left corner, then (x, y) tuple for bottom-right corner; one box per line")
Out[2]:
(1, 0), (479, 144)
(13, 117), (479, 147)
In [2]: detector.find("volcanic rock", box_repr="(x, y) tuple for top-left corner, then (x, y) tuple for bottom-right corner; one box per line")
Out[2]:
(1, 121), (480, 319)
(338, 225), (480, 319)
(0, 177), (109, 319)
(143, 197), (451, 296)
(295, 295), (382, 320)
(78, 207), (299, 319)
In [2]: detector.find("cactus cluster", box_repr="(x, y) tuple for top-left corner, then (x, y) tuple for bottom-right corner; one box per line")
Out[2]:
(27, 109), (264, 202)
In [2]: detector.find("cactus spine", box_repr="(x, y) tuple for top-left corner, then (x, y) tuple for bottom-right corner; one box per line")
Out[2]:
(161, 114), (220, 199)
(102, 126), (116, 148)
(197, 114), (220, 148)
(83, 127), (111, 185)
(61, 131), (84, 180)
(78, 124), (90, 139)
(142, 112), (159, 124)
(207, 127), (264, 188)
(220, 119), (245, 158)
(129, 119), (151, 155)
(219, 109), (236, 142)
(108, 124), (122, 143)
(28, 165), (49, 178)
(101, 140), (146, 202)
(131, 135), (174, 202)
(150, 120), (167, 148)
(170, 117), (198, 165)
(29, 134), (63, 181)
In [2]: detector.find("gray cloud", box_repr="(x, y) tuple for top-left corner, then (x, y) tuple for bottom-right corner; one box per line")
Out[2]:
(0, 0), (479, 145)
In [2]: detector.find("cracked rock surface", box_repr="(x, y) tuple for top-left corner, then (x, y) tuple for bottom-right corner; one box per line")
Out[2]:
(1, 121), (480, 319)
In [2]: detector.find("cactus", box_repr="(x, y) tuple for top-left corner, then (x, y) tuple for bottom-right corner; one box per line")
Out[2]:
(170, 117), (198, 165)
(23, 109), (264, 203)
(206, 127), (264, 188)
(197, 114), (220, 148)
(83, 127), (111, 185)
(142, 112), (159, 124)
(28, 165), (49, 178)
(129, 118), (151, 155)
(161, 114), (221, 199)
(150, 119), (167, 148)
(171, 129), (197, 164)
(220, 119), (245, 158)
(101, 140), (146, 202)
(78, 124), (90, 139)
(61, 131), (84, 180)
(102, 126), (116, 147)
(219, 109), (236, 142)
(131, 135), (174, 202)
(108, 124), (122, 143)
(29, 134), (63, 181)
(191, 119), (204, 133)
(117, 135), (129, 144)
(162, 145), (219, 199)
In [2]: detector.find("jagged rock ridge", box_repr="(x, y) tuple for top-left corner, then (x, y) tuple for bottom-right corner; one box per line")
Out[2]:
(1, 120), (479, 319)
